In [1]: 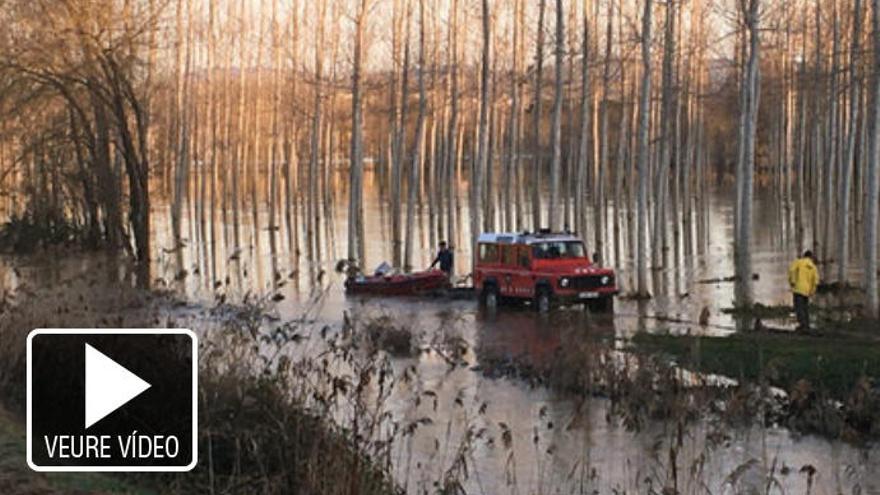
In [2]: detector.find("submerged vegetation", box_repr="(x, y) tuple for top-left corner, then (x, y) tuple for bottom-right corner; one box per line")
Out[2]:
(361, 313), (416, 357)
(0, 215), (93, 254)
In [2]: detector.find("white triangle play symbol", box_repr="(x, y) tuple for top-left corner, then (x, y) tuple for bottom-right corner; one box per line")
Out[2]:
(85, 344), (151, 429)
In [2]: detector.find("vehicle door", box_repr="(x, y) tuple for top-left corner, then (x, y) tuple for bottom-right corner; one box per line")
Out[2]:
(499, 244), (517, 297)
(476, 242), (501, 290)
(509, 244), (534, 299)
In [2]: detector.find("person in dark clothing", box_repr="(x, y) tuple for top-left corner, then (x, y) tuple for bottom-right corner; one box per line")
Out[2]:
(430, 241), (454, 276)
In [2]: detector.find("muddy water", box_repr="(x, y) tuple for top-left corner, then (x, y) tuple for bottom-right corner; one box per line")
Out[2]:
(368, 303), (880, 493)
(7, 173), (880, 493)
(152, 172), (821, 335)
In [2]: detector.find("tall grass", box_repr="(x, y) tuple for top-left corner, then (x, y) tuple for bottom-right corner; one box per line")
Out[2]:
(0, 264), (407, 494)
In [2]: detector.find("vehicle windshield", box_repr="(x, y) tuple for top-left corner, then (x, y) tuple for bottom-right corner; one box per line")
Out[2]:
(531, 241), (586, 259)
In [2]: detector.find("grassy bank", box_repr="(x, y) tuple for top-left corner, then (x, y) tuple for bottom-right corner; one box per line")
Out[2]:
(633, 331), (880, 440)
(633, 332), (880, 396)
(722, 301), (880, 338)
(0, 406), (149, 494)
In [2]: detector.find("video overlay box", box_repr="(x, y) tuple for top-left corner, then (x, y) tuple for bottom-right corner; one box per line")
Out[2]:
(27, 329), (197, 472)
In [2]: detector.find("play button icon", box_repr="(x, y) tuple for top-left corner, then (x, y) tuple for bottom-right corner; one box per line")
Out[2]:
(85, 344), (151, 429)
(27, 329), (197, 471)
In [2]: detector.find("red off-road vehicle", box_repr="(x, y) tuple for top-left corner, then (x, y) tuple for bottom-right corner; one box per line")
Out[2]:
(473, 231), (618, 312)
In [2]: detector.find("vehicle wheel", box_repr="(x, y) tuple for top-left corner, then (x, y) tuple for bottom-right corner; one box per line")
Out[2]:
(479, 284), (497, 306)
(587, 297), (614, 313)
(482, 285), (499, 309)
(535, 288), (552, 313)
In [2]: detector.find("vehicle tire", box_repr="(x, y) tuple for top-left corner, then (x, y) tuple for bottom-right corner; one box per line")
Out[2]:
(482, 284), (499, 309)
(587, 297), (614, 313)
(535, 287), (552, 313)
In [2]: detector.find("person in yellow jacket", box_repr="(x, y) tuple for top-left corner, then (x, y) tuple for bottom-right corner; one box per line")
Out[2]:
(788, 250), (819, 330)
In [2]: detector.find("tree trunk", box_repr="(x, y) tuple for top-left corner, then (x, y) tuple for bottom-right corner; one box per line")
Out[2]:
(822, 0), (840, 262)
(548, 0), (564, 231)
(307, 0), (326, 261)
(576, 0), (592, 240)
(392, 0), (410, 268)
(596, 0), (613, 265)
(471, 0), (489, 256)
(735, 0), (761, 306)
(348, 0), (367, 265)
(836, 0), (863, 284)
(446, 0), (458, 246)
(171, 0), (189, 252)
(532, 0), (547, 230)
(636, 0), (653, 297)
(285, 0), (300, 257)
(865, 0), (880, 317)
(651, 0), (675, 271)
(503, 0), (522, 232)
(404, 0), (427, 272)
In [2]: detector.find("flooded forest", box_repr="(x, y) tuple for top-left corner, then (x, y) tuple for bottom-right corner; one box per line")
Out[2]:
(1, 0), (880, 493)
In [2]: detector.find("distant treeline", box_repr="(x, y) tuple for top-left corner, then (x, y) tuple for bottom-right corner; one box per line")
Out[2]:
(0, 0), (878, 314)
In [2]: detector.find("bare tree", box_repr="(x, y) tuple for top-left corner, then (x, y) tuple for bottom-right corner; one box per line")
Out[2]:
(575, 0), (593, 241)
(866, 0), (880, 317)
(307, 0), (327, 261)
(734, 0), (761, 306)
(171, 0), (190, 254)
(836, 0), (863, 284)
(652, 0), (676, 270)
(503, 0), (522, 232)
(636, 0), (653, 297)
(404, 0), (427, 271)
(349, 0), (370, 266)
(391, 0), (410, 268)
(596, 0), (614, 265)
(547, 0), (564, 231)
(471, 0), (489, 251)
(532, 0), (547, 230)
(445, 0), (458, 245)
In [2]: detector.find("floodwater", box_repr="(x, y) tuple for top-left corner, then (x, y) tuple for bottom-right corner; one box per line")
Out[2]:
(5, 170), (879, 494)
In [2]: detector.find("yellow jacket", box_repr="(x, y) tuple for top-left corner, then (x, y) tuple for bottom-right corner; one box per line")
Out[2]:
(788, 257), (819, 297)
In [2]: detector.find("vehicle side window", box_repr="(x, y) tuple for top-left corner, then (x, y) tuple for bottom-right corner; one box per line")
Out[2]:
(502, 245), (516, 266)
(531, 241), (586, 259)
(479, 243), (499, 263)
(518, 246), (530, 268)
(532, 243), (550, 259)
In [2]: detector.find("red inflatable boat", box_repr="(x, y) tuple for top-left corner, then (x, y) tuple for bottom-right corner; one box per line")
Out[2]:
(344, 269), (451, 296)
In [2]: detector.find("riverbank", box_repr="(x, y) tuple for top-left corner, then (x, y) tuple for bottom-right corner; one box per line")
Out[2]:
(634, 331), (880, 441)
(0, 253), (401, 494)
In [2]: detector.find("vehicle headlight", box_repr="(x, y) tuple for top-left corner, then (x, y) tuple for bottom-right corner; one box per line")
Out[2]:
(601, 276), (610, 285)
(559, 277), (570, 288)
